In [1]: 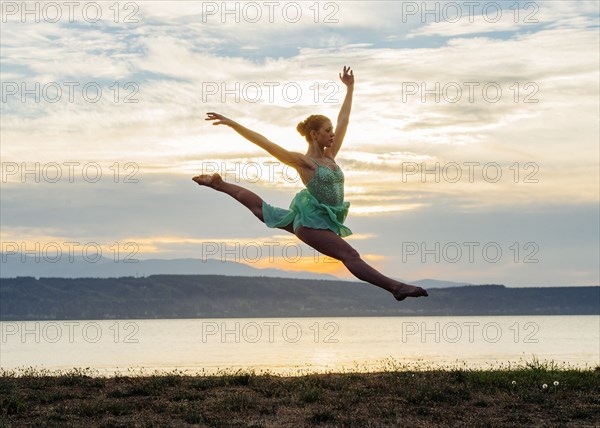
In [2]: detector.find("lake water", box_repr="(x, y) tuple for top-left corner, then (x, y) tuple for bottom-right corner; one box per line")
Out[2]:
(1, 316), (598, 376)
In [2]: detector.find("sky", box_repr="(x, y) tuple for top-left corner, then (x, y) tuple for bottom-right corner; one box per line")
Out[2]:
(1, 1), (599, 287)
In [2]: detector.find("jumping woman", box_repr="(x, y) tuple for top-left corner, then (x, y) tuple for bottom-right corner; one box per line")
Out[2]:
(193, 66), (428, 301)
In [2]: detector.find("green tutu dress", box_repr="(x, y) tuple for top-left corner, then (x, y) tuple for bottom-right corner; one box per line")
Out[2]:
(262, 157), (352, 237)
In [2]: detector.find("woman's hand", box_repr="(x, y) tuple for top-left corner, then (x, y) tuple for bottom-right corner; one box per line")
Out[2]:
(339, 66), (354, 87)
(205, 112), (236, 127)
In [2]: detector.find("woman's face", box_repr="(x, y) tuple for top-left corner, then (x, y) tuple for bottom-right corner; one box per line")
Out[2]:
(312, 121), (335, 148)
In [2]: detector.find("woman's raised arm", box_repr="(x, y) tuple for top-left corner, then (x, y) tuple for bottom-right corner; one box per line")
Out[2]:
(205, 112), (305, 167)
(329, 66), (354, 158)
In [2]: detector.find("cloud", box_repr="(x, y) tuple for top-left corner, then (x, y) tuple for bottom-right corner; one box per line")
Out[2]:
(406, 1), (598, 38)
(1, 1), (598, 286)
(1, 168), (597, 286)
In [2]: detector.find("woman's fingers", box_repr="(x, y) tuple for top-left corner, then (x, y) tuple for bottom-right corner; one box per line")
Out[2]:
(205, 112), (223, 121)
(339, 66), (354, 84)
(205, 112), (228, 126)
(340, 66), (353, 78)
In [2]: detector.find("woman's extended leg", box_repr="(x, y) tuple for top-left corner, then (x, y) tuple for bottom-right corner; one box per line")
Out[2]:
(192, 173), (295, 234)
(295, 226), (428, 301)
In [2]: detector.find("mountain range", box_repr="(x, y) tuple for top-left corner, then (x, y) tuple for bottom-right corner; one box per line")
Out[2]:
(0, 254), (470, 288)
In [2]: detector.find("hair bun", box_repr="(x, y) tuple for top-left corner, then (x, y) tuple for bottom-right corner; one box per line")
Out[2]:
(296, 120), (307, 137)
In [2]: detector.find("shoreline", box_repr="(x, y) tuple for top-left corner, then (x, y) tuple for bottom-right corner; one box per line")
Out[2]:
(3, 358), (600, 379)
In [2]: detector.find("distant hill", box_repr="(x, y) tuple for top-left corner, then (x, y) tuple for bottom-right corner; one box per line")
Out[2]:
(0, 254), (341, 281)
(0, 254), (466, 287)
(1, 275), (598, 320)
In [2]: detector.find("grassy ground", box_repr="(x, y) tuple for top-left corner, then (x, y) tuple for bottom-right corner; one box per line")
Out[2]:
(1, 361), (599, 427)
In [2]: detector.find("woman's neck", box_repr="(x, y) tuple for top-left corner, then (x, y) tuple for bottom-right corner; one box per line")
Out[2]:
(306, 143), (326, 159)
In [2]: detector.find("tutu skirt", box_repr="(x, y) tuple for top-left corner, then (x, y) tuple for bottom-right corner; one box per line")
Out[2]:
(262, 189), (352, 237)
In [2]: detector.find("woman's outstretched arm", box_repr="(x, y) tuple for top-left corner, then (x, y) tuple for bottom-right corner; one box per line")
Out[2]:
(205, 112), (306, 167)
(329, 66), (354, 158)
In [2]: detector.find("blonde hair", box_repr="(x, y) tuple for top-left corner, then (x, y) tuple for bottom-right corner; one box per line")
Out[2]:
(296, 115), (330, 142)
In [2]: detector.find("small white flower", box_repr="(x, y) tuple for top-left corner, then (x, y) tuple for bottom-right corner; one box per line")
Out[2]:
(511, 381), (516, 385)
(553, 381), (559, 386)
(542, 383), (548, 389)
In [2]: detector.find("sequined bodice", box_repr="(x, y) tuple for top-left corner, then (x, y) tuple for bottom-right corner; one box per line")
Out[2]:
(306, 158), (345, 206)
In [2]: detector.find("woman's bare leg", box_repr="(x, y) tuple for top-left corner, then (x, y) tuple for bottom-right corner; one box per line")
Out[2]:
(192, 173), (294, 234)
(295, 226), (428, 301)
(192, 173), (427, 300)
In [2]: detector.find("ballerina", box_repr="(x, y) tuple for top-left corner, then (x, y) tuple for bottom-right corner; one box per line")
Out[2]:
(193, 66), (428, 301)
